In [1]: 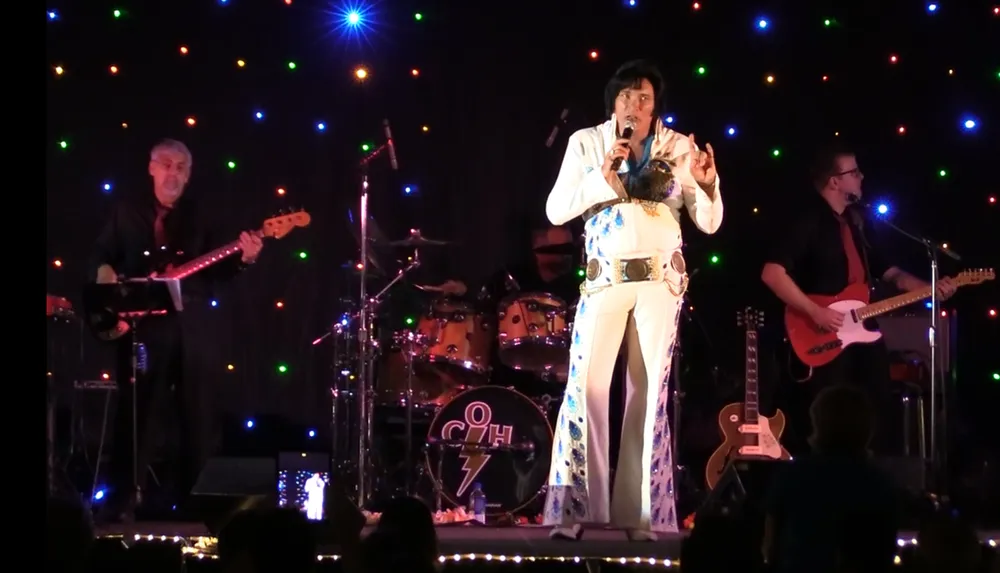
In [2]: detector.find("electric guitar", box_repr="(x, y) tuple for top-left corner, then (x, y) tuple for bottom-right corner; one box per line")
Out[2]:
(86, 210), (311, 340)
(705, 307), (791, 490)
(786, 268), (994, 369)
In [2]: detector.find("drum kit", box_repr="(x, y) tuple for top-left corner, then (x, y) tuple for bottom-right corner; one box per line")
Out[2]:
(325, 186), (577, 519)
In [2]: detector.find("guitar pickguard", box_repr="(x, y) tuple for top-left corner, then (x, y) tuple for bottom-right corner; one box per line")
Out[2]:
(736, 418), (785, 459)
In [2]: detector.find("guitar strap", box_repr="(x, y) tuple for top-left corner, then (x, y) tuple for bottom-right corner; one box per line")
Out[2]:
(847, 207), (875, 286)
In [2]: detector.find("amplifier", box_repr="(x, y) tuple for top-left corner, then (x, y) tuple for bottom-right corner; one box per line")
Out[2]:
(878, 312), (956, 375)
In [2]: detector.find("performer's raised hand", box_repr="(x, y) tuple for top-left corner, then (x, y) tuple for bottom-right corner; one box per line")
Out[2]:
(688, 134), (717, 188)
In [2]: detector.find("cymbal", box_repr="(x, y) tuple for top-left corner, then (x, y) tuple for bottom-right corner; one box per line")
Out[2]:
(533, 242), (578, 255)
(389, 229), (451, 248)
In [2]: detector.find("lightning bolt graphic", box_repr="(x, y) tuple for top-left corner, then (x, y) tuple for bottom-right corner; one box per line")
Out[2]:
(456, 425), (489, 498)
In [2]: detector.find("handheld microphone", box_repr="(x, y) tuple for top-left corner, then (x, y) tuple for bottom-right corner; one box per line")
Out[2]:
(610, 119), (635, 172)
(382, 119), (398, 170)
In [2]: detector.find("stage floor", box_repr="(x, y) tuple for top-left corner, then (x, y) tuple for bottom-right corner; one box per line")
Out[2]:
(96, 522), (1000, 562)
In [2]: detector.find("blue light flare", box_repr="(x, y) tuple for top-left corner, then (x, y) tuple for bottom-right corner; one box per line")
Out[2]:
(756, 17), (770, 30)
(329, 2), (377, 44)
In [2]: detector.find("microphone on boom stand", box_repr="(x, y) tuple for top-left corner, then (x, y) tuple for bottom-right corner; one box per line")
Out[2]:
(383, 119), (399, 171)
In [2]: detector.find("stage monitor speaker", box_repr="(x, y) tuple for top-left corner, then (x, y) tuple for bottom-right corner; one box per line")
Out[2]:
(699, 459), (790, 520)
(189, 457), (277, 535)
(879, 313), (955, 376)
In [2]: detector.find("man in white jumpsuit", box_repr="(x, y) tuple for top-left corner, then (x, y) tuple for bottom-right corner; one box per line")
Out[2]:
(304, 473), (326, 520)
(542, 60), (723, 541)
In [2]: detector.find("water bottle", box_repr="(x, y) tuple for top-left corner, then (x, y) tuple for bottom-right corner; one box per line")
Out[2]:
(468, 483), (487, 524)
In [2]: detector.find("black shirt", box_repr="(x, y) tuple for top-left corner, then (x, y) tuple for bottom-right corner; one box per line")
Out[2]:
(479, 261), (583, 310)
(88, 193), (242, 302)
(765, 194), (891, 296)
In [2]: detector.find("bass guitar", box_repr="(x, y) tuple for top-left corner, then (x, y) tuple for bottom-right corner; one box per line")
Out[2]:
(705, 307), (791, 490)
(86, 210), (311, 340)
(786, 268), (994, 369)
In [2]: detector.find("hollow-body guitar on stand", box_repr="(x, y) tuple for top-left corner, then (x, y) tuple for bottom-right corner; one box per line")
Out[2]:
(785, 269), (994, 369)
(705, 307), (791, 490)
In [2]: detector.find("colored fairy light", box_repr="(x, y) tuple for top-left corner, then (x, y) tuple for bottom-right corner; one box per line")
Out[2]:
(276, 363), (289, 374)
(589, 50), (599, 60)
(960, 116), (978, 131)
(254, 110), (264, 120)
(54, 65), (64, 76)
(692, 3), (700, 10)
(287, 61), (297, 70)
(275, 301), (285, 309)
(771, 148), (781, 158)
(695, 65), (707, 76)
(180, 46), (189, 55)
(58, 140), (68, 150)
(726, 126), (737, 137)
(889, 54), (899, 64)
(276, 187), (287, 196)
(102, 182), (113, 193)
(765, 74), (775, 84)
(421, 125), (430, 132)
(988, 195), (996, 204)
(112, 9), (122, 19)
(822, 75), (829, 82)
(186, 116), (197, 127)
(237, 59), (246, 68)
(47, 10), (58, 20)
(315, 122), (326, 131)
(414, 13), (423, 20)
(938, 169), (947, 178)
(411, 68), (420, 77)
(897, 125), (906, 135)
(756, 17), (770, 30)
(297, 251), (308, 260)
(109, 65), (119, 75)
(926, 3), (938, 13)
(227, 364), (235, 371)
(53, 259), (63, 268)
(227, 160), (236, 170)
(355, 67), (368, 79)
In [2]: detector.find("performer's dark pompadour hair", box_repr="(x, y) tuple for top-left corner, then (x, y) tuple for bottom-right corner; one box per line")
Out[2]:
(604, 60), (665, 118)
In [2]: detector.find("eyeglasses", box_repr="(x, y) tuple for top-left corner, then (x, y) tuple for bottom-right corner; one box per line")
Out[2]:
(835, 168), (862, 178)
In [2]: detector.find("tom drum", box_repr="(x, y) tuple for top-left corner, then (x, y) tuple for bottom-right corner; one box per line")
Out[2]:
(413, 298), (494, 389)
(497, 292), (570, 374)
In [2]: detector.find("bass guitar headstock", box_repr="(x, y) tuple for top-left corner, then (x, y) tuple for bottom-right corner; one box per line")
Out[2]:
(261, 209), (311, 239)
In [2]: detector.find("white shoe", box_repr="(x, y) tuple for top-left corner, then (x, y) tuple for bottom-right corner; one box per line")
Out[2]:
(625, 529), (658, 542)
(549, 524), (584, 541)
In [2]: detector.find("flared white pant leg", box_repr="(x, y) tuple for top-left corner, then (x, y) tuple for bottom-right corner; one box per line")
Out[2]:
(610, 281), (683, 533)
(543, 283), (634, 526)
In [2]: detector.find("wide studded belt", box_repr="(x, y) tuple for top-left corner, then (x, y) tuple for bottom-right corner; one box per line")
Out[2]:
(581, 252), (688, 297)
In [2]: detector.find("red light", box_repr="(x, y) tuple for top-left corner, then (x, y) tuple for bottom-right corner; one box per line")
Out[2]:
(101, 372), (111, 380)
(989, 309), (997, 318)
(276, 187), (287, 196)
(821, 75), (829, 82)
(186, 116), (197, 126)
(692, 2), (701, 9)
(897, 125), (906, 135)
(355, 262), (364, 270)
(52, 259), (63, 268)
(989, 195), (996, 204)
(940, 310), (947, 317)
(275, 301), (285, 309)
(889, 54), (899, 64)
(589, 50), (599, 60)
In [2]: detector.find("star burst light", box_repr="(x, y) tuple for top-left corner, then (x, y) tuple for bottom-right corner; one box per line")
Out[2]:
(328, 2), (378, 45)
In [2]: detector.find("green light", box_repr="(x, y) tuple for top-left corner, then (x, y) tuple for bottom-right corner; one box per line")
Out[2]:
(992, 372), (999, 382)
(695, 65), (706, 76)
(577, 268), (585, 277)
(414, 13), (423, 21)
(287, 61), (297, 70)
(404, 316), (415, 325)
(297, 251), (308, 260)
(276, 363), (288, 374)
(227, 161), (236, 170)
(823, 18), (831, 27)
(58, 140), (68, 150)
(771, 148), (781, 158)
(938, 169), (948, 178)
(709, 254), (720, 264)
(113, 9), (122, 19)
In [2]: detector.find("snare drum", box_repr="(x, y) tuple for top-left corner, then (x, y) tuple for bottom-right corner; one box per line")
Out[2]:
(426, 386), (553, 516)
(497, 292), (569, 374)
(413, 298), (494, 388)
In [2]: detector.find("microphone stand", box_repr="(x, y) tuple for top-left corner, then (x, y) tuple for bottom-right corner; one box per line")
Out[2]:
(866, 207), (960, 494)
(354, 141), (392, 507)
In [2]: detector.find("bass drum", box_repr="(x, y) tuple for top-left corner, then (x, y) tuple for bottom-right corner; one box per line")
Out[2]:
(425, 386), (553, 517)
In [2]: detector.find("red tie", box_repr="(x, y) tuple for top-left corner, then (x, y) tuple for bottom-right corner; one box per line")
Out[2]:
(154, 205), (170, 248)
(838, 216), (866, 286)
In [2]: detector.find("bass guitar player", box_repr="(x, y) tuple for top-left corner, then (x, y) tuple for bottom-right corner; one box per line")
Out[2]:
(87, 139), (265, 523)
(760, 143), (957, 455)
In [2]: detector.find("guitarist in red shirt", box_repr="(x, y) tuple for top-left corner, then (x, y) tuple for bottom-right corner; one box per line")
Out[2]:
(88, 139), (264, 522)
(760, 143), (956, 453)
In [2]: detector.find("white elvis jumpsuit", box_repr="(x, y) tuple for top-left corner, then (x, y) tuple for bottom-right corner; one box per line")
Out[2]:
(542, 117), (723, 532)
